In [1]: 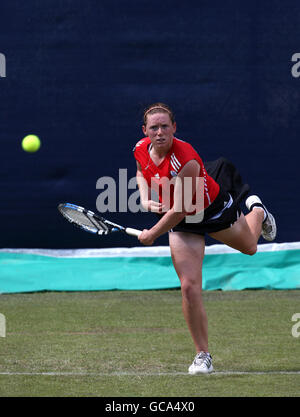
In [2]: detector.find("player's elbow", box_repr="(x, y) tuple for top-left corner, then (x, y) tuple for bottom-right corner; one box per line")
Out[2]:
(171, 208), (187, 222)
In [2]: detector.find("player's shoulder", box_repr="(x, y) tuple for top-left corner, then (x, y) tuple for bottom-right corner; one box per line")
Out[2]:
(132, 137), (151, 153)
(173, 137), (199, 157)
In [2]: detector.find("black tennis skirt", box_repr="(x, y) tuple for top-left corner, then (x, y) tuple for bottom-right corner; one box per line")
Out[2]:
(171, 187), (241, 235)
(171, 157), (251, 235)
(155, 157), (250, 236)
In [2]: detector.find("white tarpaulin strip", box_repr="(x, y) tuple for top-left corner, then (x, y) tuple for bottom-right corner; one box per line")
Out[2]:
(0, 242), (300, 258)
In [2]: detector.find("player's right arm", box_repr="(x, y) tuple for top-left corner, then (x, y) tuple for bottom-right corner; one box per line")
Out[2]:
(136, 161), (164, 213)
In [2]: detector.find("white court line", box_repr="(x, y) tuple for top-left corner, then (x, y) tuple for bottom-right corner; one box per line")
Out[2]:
(0, 371), (299, 376)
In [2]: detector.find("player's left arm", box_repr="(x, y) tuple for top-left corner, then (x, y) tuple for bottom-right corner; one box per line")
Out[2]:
(138, 160), (200, 245)
(136, 161), (167, 213)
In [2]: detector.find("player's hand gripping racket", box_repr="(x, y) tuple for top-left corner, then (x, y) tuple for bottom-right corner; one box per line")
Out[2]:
(58, 203), (142, 238)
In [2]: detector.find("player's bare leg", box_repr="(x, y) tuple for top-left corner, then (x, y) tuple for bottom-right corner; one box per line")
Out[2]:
(243, 208), (265, 242)
(210, 194), (277, 250)
(169, 231), (208, 351)
(246, 195), (277, 241)
(209, 211), (264, 255)
(169, 231), (213, 374)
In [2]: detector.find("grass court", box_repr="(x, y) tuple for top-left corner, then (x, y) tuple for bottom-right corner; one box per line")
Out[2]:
(0, 289), (299, 397)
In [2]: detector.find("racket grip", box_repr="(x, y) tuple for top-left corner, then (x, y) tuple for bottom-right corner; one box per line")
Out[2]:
(125, 227), (142, 238)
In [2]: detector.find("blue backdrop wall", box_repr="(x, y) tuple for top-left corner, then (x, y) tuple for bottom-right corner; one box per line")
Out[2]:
(0, 0), (299, 248)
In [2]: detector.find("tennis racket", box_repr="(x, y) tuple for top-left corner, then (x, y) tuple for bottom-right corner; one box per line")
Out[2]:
(58, 203), (142, 238)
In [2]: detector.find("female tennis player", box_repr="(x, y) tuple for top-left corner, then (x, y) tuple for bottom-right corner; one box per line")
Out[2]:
(133, 103), (276, 375)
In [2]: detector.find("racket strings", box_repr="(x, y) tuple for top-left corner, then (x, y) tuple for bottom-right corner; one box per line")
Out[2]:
(60, 208), (97, 232)
(60, 206), (110, 235)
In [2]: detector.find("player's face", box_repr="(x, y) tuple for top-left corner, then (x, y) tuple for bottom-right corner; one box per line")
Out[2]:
(143, 113), (176, 152)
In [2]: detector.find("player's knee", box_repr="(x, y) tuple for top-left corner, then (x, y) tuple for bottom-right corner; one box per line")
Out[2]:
(242, 244), (257, 256)
(180, 277), (202, 300)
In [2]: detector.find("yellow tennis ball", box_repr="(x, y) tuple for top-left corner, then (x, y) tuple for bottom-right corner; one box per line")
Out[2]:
(22, 135), (41, 152)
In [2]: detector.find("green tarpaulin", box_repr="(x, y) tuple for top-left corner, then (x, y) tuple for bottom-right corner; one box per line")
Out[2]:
(0, 244), (299, 293)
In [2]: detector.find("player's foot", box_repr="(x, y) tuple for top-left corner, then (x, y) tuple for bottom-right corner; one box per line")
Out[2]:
(245, 195), (277, 241)
(188, 351), (213, 375)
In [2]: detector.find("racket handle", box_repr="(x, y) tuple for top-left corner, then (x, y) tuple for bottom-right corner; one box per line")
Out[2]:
(125, 227), (142, 238)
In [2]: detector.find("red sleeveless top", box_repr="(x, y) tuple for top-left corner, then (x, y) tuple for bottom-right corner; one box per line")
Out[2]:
(133, 137), (220, 211)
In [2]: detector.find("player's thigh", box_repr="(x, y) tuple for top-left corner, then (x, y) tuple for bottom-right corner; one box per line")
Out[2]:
(208, 212), (256, 254)
(168, 231), (205, 281)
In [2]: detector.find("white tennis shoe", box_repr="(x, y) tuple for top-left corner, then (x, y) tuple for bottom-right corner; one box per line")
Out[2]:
(245, 195), (277, 241)
(188, 351), (213, 375)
